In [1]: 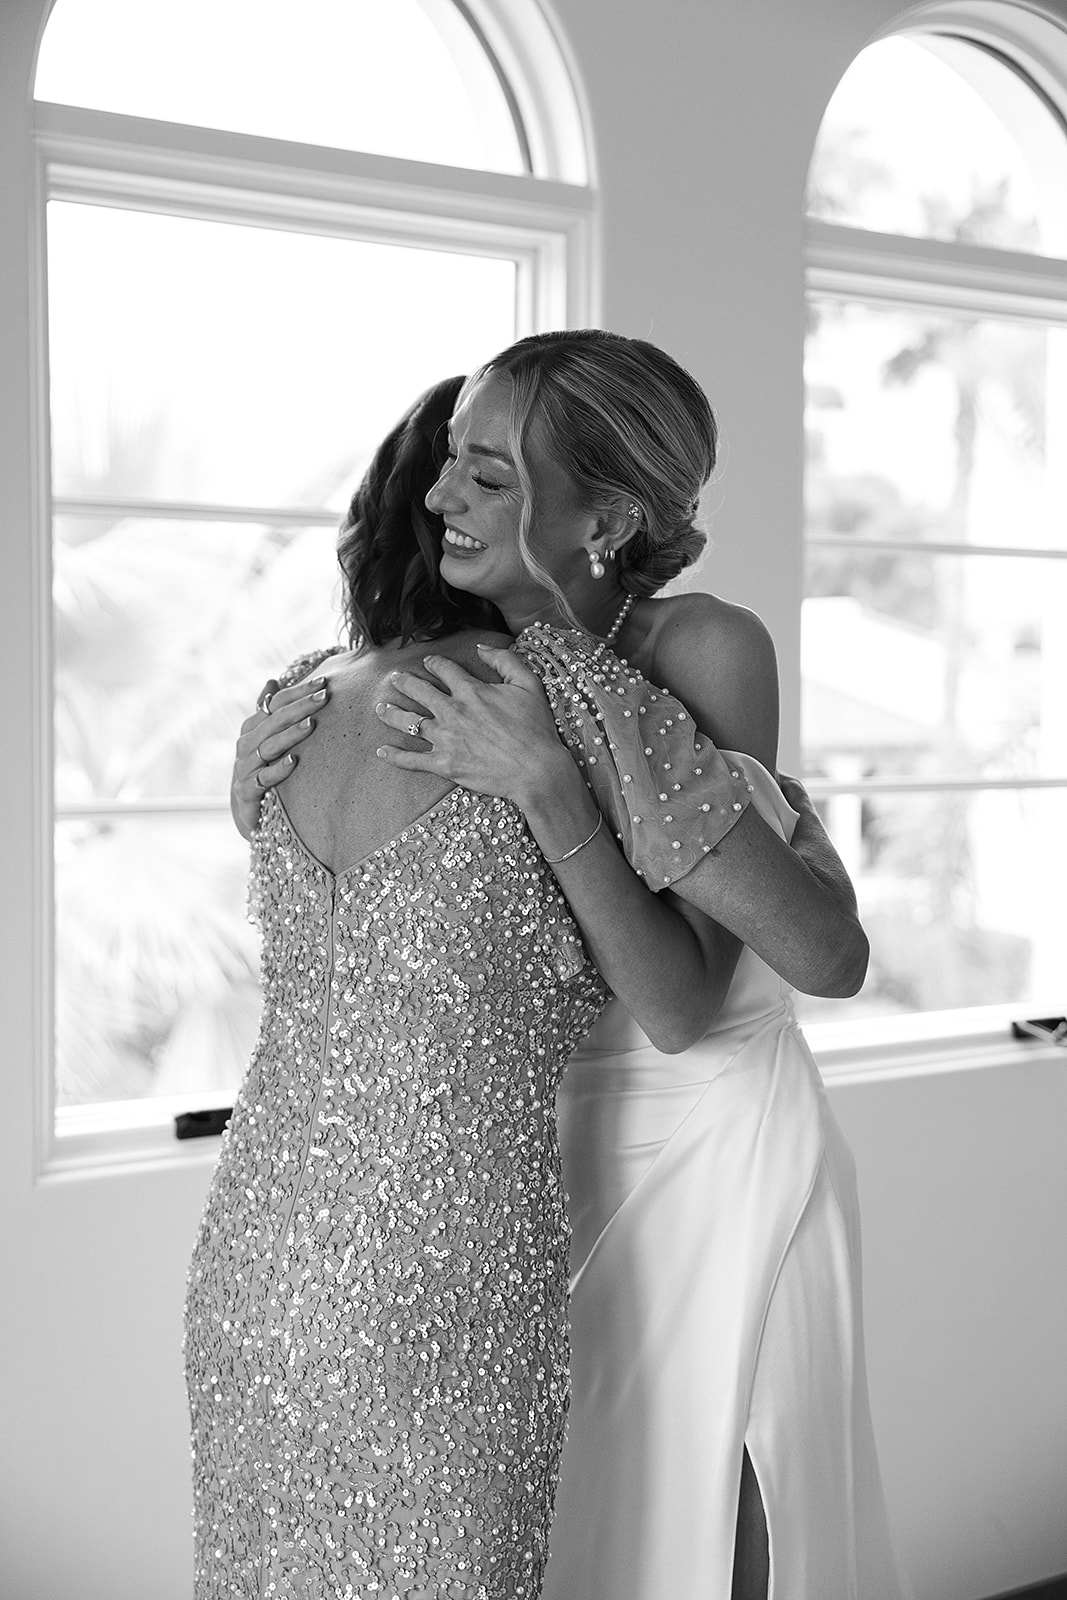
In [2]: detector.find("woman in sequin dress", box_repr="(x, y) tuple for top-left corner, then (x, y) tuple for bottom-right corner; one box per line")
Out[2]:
(366, 332), (904, 1600)
(187, 376), (857, 1600)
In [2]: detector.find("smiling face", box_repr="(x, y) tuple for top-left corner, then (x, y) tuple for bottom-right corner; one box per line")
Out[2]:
(426, 370), (600, 633)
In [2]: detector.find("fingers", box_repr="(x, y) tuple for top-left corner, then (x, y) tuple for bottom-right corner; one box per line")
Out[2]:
(473, 643), (539, 687)
(375, 743), (439, 772)
(238, 677), (329, 756)
(253, 714), (316, 769)
(386, 666), (451, 714)
(418, 654), (478, 693)
(243, 751), (297, 796)
(255, 677), (280, 714)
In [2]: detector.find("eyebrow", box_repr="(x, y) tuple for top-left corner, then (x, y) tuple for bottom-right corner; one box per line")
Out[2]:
(447, 428), (515, 468)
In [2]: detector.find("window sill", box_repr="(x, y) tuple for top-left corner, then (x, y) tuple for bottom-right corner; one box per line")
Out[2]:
(804, 1003), (1067, 1087)
(42, 1090), (234, 1182)
(40, 1007), (1066, 1177)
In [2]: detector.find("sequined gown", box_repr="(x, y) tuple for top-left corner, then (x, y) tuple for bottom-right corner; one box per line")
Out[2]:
(184, 777), (607, 1599)
(184, 624), (780, 1599)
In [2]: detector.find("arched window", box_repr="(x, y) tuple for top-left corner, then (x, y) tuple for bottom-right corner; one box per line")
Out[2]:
(36, 0), (593, 1158)
(36, 0), (528, 173)
(802, 12), (1067, 1032)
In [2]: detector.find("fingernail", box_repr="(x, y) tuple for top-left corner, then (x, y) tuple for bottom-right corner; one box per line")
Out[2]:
(301, 717), (313, 729)
(375, 747), (388, 758)
(310, 675), (325, 685)
(375, 702), (386, 715)
(312, 687), (327, 700)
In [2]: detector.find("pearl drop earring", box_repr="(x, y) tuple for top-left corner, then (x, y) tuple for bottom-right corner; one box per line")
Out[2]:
(589, 549), (606, 580)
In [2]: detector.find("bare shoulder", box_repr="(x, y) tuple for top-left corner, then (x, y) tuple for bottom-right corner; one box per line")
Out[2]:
(433, 628), (516, 684)
(636, 592), (779, 769)
(642, 591), (775, 675)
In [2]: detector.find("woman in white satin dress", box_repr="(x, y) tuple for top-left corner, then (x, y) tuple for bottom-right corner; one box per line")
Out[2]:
(238, 333), (904, 1599)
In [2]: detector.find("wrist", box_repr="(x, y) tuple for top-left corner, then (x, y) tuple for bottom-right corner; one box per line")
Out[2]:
(514, 745), (584, 818)
(519, 751), (603, 861)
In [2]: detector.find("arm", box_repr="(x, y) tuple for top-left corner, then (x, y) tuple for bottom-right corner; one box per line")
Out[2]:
(778, 772), (859, 918)
(230, 675), (329, 841)
(379, 635), (866, 999)
(643, 594), (868, 996)
(377, 650), (741, 1053)
(669, 803), (868, 997)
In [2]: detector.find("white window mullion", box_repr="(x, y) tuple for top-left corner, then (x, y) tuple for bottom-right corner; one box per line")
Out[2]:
(54, 497), (341, 527)
(807, 219), (1067, 325)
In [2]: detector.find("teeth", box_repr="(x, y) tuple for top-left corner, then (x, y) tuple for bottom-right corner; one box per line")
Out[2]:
(444, 527), (487, 551)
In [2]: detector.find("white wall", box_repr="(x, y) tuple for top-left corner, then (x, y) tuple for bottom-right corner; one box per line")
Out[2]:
(2, 1), (1066, 1597)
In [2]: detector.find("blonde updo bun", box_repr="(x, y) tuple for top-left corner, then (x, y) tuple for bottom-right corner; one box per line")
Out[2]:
(475, 329), (717, 604)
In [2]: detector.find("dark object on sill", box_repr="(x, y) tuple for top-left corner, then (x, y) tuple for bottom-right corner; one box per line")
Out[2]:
(175, 1107), (234, 1140)
(984, 1574), (1067, 1600)
(1011, 1016), (1067, 1046)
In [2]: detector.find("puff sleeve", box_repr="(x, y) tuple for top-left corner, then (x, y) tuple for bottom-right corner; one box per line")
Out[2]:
(515, 623), (754, 890)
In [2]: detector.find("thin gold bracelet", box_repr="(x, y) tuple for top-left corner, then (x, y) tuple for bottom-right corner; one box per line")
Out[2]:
(543, 811), (603, 864)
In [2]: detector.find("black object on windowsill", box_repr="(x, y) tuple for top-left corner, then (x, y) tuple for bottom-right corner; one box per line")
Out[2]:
(175, 1107), (234, 1139)
(1011, 1017), (1067, 1046)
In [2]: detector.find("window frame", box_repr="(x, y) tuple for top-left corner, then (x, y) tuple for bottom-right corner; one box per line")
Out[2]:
(34, 41), (594, 1177)
(801, 17), (1067, 1066)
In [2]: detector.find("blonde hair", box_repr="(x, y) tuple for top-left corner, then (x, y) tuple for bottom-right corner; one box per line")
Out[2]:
(471, 329), (716, 623)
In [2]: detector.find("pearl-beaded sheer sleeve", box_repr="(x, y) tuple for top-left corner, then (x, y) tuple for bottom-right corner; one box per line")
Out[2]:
(516, 623), (754, 889)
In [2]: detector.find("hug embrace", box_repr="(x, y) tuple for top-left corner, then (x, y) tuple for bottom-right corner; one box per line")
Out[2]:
(185, 329), (904, 1600)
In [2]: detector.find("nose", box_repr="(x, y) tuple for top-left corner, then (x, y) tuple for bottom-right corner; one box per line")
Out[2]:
(425, 461), (453, 514)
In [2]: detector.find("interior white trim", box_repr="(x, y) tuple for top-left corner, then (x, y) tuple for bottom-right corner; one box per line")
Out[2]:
(807, 1000), (1067, 1085)
(806, 219), (1067, 323)
(449, 0), (594, 185)
(55, 496), (342, 527)
(806, 531), (1067, 560)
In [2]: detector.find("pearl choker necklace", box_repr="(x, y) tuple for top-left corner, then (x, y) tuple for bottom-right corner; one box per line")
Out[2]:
(603, 593), (635, 643)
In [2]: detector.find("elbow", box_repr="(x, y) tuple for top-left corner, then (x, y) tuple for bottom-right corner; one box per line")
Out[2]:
(644, 1020), (702, 1055)
(804, 919), (870, 1000)
(642, 991), (725, 1055)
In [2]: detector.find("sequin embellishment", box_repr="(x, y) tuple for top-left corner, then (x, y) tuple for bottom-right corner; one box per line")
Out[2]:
(185, 785), (606, 1599)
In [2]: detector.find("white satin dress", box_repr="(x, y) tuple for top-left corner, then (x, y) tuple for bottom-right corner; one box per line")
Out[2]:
(533, 746), (904, 1599)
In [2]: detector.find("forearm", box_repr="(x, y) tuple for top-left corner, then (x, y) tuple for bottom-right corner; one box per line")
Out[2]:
(780, 776), (859, 915)
(673, 804), (869, 998)
(520, 754), (740, 1050)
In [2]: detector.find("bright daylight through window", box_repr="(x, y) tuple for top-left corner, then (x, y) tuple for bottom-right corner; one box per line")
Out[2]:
(36, 0), (560, 1130)
(802, 31), (1067, 1027)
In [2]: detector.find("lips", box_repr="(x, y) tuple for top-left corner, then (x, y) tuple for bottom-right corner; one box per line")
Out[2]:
(443, 527), (487, 552)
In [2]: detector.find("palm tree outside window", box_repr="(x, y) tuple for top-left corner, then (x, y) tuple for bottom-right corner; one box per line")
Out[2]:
(35, 0), (591, 1152)
(801, 24), (1067, 1029)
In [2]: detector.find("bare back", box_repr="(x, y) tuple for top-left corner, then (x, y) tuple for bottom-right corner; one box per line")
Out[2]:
(278, 628), (512, 875)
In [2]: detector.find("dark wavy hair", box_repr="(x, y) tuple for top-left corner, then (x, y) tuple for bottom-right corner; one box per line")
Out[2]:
(338, 375), (506, 650)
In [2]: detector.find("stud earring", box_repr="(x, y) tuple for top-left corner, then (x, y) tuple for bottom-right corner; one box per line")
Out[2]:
(588, 549), (606, 580)
(627, 501), (641, 521)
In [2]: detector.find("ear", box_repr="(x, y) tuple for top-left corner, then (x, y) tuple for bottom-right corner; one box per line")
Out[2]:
(590, 495), (642, 557)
